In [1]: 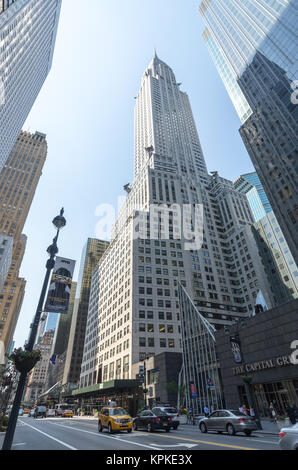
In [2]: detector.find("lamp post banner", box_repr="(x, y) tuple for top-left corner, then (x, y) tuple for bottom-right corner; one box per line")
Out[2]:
(230, 335), (243, 364)
(44, 257), (75, 314)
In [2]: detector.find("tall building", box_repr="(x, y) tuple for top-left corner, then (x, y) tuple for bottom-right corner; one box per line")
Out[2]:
(199, 0), (298, 264)
(235, 172), (272, 222)
(78, 54), (274, 396)
(0, 234), (13, 292)
(24, 328), (55, 404)
(62, 239), (109, 388)
(0, 131), (47, 354)
(235, 172), (298, 304)
(0, 0), (61, 172)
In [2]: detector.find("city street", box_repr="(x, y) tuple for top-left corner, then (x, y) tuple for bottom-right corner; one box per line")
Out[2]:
(0, 416), (280, 451)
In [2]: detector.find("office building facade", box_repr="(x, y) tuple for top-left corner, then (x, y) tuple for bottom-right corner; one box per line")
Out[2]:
(235, 172), (298, 304)
(63, 239), (109, 387)
(199, 0), (298, 265)
(0, 131), (47, 354)
(78, 55), (274, 394)
(0, 234), (13, 293)
(0, 0), (61, 171)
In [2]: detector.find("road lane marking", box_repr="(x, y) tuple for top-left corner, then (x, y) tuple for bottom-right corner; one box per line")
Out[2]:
(46, 422), (161, 450)
(249, 439), (279, 445)
(18, 420), (77, 450)
(144, 432), (258, 450)
(149, 443), (197, 449)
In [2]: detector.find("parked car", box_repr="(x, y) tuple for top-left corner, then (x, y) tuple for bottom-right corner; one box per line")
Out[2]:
(34, 406), (47, 419)
(62, 409), (74, 418)
(151, 406), (180, 430)
(279, 423), (298, 450)
(133, 409), (172, 432)
(46, 409), (56, 418)
(98, 406), (133, 433)
(199, 409), (258, 436)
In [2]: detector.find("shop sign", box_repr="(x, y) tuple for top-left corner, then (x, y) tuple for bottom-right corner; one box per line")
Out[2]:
(233, 354), (295, 375)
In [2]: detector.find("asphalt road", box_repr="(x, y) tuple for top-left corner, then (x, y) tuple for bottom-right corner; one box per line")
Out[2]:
(0, 416), (280, 452)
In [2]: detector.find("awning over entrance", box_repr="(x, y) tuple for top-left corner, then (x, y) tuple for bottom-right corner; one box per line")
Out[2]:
(72, 379), (141, 398)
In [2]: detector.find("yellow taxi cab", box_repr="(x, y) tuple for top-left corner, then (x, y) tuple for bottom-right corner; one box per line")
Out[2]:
(23, 408), (31, 415)
(62, 409), (74, 418)
(98, 405), (133, 433)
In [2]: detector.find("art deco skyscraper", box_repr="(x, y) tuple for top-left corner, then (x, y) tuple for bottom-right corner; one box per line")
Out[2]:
(0, 0), (61, 172)
(199, 0), (298, 264)
(0, 131), (47, 354)
(79, 54), (274, 391)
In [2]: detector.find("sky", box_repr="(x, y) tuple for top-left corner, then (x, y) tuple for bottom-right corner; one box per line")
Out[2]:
(13, 0), (255, 348)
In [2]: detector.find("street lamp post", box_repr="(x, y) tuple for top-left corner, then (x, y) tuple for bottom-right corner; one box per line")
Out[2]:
(2, 209), (66, 451)
(226, 320), (262, 430)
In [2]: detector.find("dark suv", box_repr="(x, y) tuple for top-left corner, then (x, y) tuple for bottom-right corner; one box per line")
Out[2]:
(151, 406), (180, 430)
(133, 409), (172, 432)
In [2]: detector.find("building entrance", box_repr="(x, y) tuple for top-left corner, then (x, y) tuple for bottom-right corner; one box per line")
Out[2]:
(239, 379), (298, 417)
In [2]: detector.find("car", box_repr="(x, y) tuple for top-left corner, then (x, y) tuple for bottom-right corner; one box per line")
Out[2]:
(55, 408), (63, 416)
(28, 409), (35, 417)
(279, 423), (298, 450)
(151, 406), (180, 430)
(62, 409), (74, 418)
(133, 409), (172, 432)
(46, 409), (56, 418)
(98, 406), (133, 433)
(23, 408), (30, 415)
(18, 408), (24, 416)
(34, 406), (47, 418)
(199, 409), (258, 436)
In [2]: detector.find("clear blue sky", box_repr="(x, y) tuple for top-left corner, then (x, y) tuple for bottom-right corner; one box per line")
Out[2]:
(14, 0), (254, 348)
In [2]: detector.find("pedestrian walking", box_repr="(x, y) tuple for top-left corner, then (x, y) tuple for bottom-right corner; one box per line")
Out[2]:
(203, 405), (210, 417)
(242, 404), (248, 415)
(239, 405), (243, 413)
(286, 404), (297, 425)
(249, 407), (255, 420)
(269, 402), (277, 424)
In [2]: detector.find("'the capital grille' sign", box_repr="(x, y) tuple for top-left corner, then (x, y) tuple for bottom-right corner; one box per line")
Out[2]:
(233, 355), (295, 376)
(44, 257), (75, 314)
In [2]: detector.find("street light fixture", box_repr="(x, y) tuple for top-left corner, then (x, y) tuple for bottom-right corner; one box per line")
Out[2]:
(2, 209), (66, 451)
(225, 318), (262, 430)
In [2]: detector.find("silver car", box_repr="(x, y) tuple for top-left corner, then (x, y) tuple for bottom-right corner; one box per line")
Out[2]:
(279, 423), (298, 450)
(199, 409), (258, 436)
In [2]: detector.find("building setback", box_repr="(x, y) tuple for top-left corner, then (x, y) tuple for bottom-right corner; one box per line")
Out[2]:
(0, 131), (47, 355)
(0, 0), (61, 172)
(78, 54), (275, 399)
(199, 0), (298, 265)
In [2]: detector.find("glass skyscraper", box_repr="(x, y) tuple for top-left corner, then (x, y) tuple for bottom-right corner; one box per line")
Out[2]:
(0, 0), (62, 172)
(199, 0), (298, 265)
(234, 172), (272, 223)
(235, 172), (298, 304)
